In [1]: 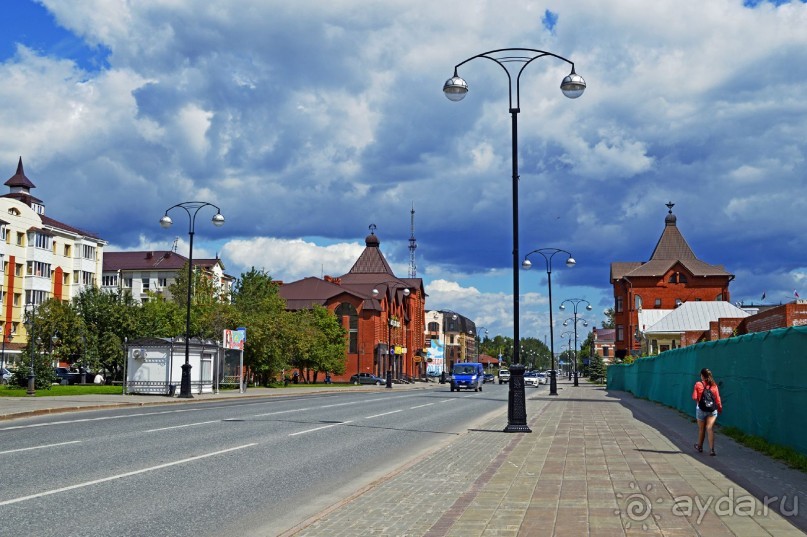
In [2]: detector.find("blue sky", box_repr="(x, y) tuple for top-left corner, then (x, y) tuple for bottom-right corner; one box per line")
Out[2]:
(2, 0), (806, 341)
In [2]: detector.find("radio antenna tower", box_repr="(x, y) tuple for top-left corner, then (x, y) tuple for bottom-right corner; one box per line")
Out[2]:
(408, 202), (417, 278)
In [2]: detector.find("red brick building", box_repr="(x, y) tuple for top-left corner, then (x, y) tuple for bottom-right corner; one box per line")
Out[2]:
(610, 203), (734, 358)
(277, 229), (425, 382)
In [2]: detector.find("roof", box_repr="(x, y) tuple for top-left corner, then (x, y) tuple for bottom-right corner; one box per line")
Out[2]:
(637, 309), (674, 332)
(103, 251), (223, 271)
(610, 203), (733, 281)
(277, 276), (365, 310)
(4, 157), (36, 189)
(345, 231), (394, 275)
(643, 302), (749, 333)
(592, 328), (616, 342)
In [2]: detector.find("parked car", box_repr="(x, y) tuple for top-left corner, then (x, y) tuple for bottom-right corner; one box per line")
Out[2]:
(349, 372), (386, 385)
(0, 367), (10, 384)
(483, 373), (495, 383)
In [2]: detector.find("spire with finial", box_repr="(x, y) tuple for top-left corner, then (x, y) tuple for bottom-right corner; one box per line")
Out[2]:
(664, 201), (677, 226)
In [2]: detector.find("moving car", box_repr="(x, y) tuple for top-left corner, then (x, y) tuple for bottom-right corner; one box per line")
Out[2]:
(483, 373), (495, 383)
(450, 362), (484, 392)
(349, 372), (386, 385)
(536, 372), (548, 385)
(498, 369), (510, 384)
(524, 371), (540, 387)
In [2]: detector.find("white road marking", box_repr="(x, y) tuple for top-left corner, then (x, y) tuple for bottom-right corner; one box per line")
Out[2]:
(0, 440), (81, 455)
(0, 443), (257, 506)
(288, 421), (353, 436)
(365, 409), (404, 419)
(143, 420), (222, 432)
(0, 408), (202, 431)
(410, 403), (435, 409)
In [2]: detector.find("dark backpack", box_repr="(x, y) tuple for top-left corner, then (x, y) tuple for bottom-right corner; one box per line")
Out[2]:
(698, 382), (716, 412)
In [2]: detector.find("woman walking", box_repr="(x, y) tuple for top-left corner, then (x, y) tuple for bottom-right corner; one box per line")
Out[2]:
(692, 368), (722, 456)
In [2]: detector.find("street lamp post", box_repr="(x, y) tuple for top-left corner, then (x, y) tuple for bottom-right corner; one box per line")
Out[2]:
(23, 306), (36, 396)
(522, 248), (576, 396)
(474, 326), (487, 361)
(160, 202), (225, 398)
(444, 49), (584, 433)
(560, 298), (592, 387)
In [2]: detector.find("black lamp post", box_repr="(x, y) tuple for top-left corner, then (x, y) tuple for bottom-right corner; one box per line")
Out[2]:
(160, 202), (225, 398)
(444, 49), (585, 433)
(439, 310), (460, 384)
(23, 306), (36, 396)
(560, 298), (592, 387)
(474, 326), (487, 361)
(522, 248), (576, 396)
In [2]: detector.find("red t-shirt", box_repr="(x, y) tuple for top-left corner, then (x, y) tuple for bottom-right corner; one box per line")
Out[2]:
(692, 381), (722, 413)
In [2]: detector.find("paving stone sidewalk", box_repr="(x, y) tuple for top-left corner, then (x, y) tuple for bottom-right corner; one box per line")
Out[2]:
(286, 380), (806, 537)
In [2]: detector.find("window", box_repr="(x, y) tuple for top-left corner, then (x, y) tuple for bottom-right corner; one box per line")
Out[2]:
(26, 261), (52, 278)
(0, 227), (5, 241)
(16, 232), (24, 246)
(335, 303), (358, 353)
(141, 278), (150, 291)
(81, 271), (95, 286)
(634, 295), (642, 310)
(616, 325), (624, 341)
(64, 244), (71, 257)
(82, 245), (96, 260)
(63, 273), (69, 285)
(654, 298), (662, 308)
(11, 321), (19, 335)
(428, 321), (440, 332)
(13, 293), (22, 306)
(679, 273), (688, 283)
(675, 298), (683, 307)
(102, 275), (118, 287)
(158, 278), (168, 288)
(73, 271), (79, 284)
(616, 296), (623, 313)
(123, 278), (132, 288)
(25, 290), (49, 305)
(15, 263), (23, 277)
(603, 346), (610, 357)
(716, 293), (724, 301)
(34, 233), (52, 250)
(2, 261), (7, 273)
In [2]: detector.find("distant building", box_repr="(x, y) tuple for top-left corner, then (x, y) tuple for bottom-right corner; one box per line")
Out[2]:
(610, 202), (734, 358)
(277, 229), (426, 382)
(0, 158), (107, 365)
(102, 250), (234, 303)
(424, 310), (477, 374)
(591, 327), (616, 363)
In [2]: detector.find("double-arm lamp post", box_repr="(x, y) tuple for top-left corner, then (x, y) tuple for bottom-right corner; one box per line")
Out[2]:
(560, 298), (592, 387)
(522, 248), (576, 396)
(373, 287), (409, 389)
(444, 49), (584, 432)
(160, 202), (225, 398)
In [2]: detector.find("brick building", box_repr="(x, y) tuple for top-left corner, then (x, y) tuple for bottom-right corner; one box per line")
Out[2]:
(277, 229), (425, 382)
(610, 202), (733, 358)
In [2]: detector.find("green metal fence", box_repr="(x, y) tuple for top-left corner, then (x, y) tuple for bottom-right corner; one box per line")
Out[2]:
(607, 326), (807, 455)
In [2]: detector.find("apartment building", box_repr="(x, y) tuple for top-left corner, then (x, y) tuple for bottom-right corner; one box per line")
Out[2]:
(101, 250), (234, 303)
(0, 158), (106, 365)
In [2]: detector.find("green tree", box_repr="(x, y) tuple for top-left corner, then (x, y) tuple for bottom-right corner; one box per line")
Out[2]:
(231, 268), (290, 384)
(291, 306), (346, 382)
(602, 308), (615, 329)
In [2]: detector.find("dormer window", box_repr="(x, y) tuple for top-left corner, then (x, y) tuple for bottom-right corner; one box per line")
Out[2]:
(8, 208), (20, 216)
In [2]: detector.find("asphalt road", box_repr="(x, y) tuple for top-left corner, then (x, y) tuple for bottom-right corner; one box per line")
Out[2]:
(0, 382), (518, 536)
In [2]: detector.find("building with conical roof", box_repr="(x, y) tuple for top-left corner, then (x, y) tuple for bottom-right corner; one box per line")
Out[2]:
(0, 158), (107, 366)
(610, 202), (734, 358)
(277, 226), (426, 382)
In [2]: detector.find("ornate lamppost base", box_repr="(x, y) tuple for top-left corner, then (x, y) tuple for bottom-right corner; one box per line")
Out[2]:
(504, 364), (532, 433)
(179, 362), (194, 398)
